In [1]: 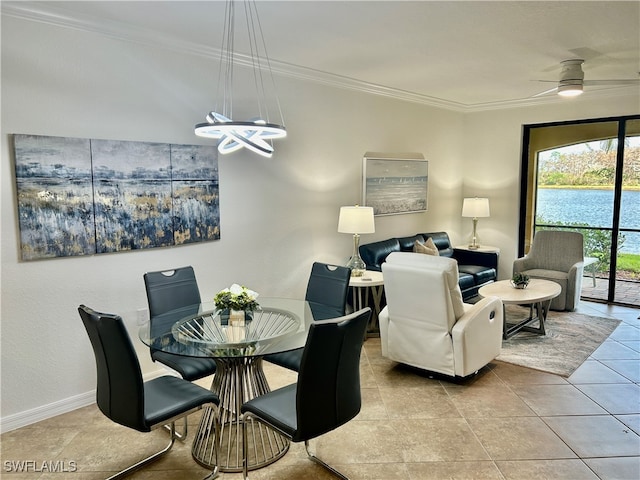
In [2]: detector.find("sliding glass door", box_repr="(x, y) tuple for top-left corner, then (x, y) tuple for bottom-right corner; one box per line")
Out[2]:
(616, 118), (640, 304)
(521, 115), (640, 307)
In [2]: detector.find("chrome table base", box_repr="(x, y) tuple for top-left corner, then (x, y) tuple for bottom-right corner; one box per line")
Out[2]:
(192, 357), (289, 472)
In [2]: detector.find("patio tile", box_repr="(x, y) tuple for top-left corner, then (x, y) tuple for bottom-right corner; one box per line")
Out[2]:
(543, 415), (640, 457)
(467, 417), (576, 460)
(590, 340), (640, 360)
(600, 359), (640, 382)
(510, 384), (607, 416)
(575, 383), (640, 414)
(568, 359), (632, 384)
(391, 418), (490, 462)
(615, 414), (640, 435)
(609, 325), (640, 342)
(582, 457), (640, 480)
(496, 459), (599, 479)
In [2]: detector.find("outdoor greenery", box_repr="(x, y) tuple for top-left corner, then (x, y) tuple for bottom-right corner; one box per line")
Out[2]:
(618, 254), (640, 280)
(536, 138), (640, 281)
(538, 142), (640, 188)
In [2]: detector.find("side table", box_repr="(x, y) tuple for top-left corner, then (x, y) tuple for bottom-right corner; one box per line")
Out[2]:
(583, 256), (598, 287)
(455, 244), (501, 279)
(350, 271), (384, 336)
(454, 244), (501, 254)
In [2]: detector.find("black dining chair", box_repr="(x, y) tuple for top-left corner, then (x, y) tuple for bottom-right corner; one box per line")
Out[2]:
(78, 305), (220, 480)
(143, 266), (218, 382)
(262, 262), (351, 371)
(241, 307), (371, 480)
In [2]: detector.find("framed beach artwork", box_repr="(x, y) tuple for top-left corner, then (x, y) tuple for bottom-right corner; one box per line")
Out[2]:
(362, 152), (428, 216)
(13, 134), (220, 261)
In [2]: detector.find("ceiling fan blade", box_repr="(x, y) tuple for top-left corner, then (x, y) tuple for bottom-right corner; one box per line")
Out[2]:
(583, 79), (640, 86)
(532, 86), (558, 97)
(532, 59), (637, 98)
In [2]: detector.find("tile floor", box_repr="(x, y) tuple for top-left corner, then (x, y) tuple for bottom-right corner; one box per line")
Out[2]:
(1, 301), (639, 479)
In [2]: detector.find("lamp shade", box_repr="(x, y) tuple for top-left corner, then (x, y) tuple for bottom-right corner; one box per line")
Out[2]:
(338, 206), (375, 234)
(462, 198), (490, 218)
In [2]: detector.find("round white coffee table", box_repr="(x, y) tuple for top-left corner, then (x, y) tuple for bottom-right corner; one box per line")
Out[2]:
(478, 279), (561, 339)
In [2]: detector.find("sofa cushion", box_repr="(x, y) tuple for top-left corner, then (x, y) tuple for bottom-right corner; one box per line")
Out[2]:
(425, 236), (440, 254)
(522, 268), (568, 281)
(458, 265), (496, 285)
(413, 237), (439, 256)
(457, 272), (476, 292)
(419, 232), (454, 257)
(522, 269), (568, 311)
(359, 238), (400, 271)
(398, 234), (425, 251)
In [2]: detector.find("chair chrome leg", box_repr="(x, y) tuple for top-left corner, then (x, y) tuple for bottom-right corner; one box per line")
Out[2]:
(203, 406), (220, 480)
(106, 422), (178, 480)
(202, 465), (219, 480)
(304, 440), (349, 480)
(164, 416), (188, 441)
(242, 412), (250, 480)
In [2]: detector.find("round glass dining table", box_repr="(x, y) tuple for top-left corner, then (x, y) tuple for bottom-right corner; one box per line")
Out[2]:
(139, 297), (315, 473)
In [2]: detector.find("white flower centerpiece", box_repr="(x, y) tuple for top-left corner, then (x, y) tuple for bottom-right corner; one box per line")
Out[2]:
(214, 283), (260, 325)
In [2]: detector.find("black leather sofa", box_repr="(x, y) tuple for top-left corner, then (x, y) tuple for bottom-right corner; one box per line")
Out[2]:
(359, 231), (498, 301)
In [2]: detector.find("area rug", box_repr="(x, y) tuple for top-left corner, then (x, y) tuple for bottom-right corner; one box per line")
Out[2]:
(496, 306), (621, 377)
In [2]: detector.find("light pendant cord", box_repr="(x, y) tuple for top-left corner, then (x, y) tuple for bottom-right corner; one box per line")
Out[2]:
(196, 0), (286, 157)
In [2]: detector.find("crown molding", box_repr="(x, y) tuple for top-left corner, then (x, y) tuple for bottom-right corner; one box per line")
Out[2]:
(3, 2), (637, 114)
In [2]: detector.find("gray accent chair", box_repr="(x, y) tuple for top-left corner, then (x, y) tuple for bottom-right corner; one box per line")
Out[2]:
(513, 230), (584, 311)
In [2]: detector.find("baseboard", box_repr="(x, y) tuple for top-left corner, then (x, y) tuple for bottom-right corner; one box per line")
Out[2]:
(0, 369), (169, 434)
(0, 390), (95, 434)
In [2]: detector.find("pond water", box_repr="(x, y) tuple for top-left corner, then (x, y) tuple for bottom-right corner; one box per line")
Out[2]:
(536, 188), (640, 254)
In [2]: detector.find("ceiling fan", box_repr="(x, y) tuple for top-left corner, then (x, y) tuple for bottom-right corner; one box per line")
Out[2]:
(533, 58), (640, 97)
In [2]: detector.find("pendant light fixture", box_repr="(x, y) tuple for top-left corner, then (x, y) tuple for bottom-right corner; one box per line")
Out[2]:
(195, 0), (286, 158)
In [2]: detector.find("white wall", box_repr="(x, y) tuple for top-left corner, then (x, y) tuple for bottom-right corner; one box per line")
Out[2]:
(463, 99), (640, 279)
(0, 13), (465, 430)
(2, 12), (637, 432)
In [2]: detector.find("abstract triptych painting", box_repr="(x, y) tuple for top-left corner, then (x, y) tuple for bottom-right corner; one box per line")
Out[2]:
(13, 134), (220, 261)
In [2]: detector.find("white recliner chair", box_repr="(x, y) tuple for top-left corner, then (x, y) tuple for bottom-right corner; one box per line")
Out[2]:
(379, 252), (503, 378)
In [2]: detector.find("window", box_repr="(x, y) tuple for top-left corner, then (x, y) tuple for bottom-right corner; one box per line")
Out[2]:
(520, 115), (640, 306)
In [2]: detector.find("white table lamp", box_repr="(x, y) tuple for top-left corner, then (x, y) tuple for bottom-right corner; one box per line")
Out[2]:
(462, 197), (490, 250)
(338, 205), (375, 277)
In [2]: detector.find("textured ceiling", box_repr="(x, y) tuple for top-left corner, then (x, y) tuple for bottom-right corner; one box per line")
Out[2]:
(4, 1), (639, 111)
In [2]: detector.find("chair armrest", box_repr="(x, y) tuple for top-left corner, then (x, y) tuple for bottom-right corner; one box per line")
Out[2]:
(451, 297), (503, 377)
(569, 261), (584, 276)
(513, 256), (529, 274)
(453, 249), (498, 270)
(566, 261), (585, 311)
